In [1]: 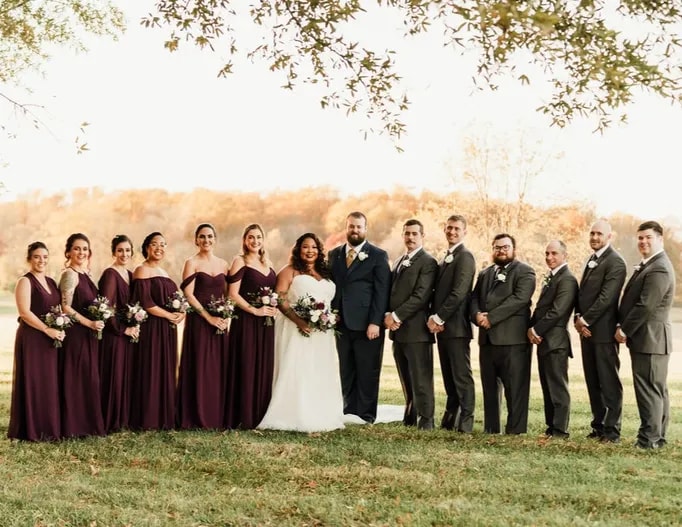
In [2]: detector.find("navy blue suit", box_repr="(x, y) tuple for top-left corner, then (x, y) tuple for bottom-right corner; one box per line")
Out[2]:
(329, 242), (391, 422)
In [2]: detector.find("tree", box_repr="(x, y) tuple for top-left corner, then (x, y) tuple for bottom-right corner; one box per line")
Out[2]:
(143, 1), (682, 145)
(0, 0), (125, 142)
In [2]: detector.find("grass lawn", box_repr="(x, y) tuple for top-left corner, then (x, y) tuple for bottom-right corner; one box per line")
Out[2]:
(0, 301), (680, 526)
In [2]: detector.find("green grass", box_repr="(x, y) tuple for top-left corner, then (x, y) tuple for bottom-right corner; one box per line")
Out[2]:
(1, 369), (680, 527)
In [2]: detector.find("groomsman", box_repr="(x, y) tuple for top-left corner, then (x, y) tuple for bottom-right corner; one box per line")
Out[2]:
(616, 221), (675, 449)
(528, 240), (578, 438)
(329, 211), (391, 424)
(427, 215), (476, 432)
(384, 219), (438, 430)
(574, 219), (626, 443)
(471, 233), (536, 434)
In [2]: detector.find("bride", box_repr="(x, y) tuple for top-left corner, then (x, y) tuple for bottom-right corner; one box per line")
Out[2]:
(257, 233), (346, 432)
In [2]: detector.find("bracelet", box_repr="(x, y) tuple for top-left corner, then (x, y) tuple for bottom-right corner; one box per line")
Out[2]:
(282, 308), (292, 316)
(196, 307), (204, 313)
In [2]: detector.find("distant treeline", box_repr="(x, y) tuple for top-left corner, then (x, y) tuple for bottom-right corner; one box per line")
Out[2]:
(2, 186), (680, 301)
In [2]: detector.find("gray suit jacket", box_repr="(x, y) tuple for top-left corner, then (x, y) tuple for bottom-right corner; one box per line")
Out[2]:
(388, 248), (438, 344)
(531, 266), (579, 357)
(431, 244), (475, 340)
(576, 245), (626, 343)
(470, 259), (536, 346)
(618, 252), (675, 355)
(329, 242), (391, 332)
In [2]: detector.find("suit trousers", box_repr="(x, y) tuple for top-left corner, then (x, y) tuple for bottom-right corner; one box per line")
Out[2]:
(393, 341), (434, 425)
(479, 343), (531, 434)
(537, 349), (570, 435)
(436, 337), (475, 432)
(336, 328), (384, 423)
(580, 339), (623, 438)
(630, 351), (670, 447)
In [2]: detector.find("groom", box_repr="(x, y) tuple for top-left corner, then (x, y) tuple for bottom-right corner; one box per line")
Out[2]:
(329, 211), (391, 423)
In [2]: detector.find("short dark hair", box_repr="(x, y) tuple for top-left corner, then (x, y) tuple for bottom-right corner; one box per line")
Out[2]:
(403, 219), (424, 234)
(346, 211), (367, 224)
(638, 220), (663, 236)
(492, 233), (516, 248)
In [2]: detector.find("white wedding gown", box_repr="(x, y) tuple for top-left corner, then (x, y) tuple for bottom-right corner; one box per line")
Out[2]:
(257, 274), (346, 432)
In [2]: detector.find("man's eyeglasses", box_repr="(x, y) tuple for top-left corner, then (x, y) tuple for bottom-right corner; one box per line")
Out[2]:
(493, 244), (512, 252)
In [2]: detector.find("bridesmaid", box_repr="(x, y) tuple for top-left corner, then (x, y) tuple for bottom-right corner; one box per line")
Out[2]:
(8, 242), (64, 441)
(130, 232), (185, 431)
(58, 233), (105, 438)
(98, 234), (138, 433)
(176, 223), (230, 430)
(225, 223), (278, 429)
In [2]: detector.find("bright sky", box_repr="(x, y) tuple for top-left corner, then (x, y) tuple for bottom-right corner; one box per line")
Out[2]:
(1, 1), (680, 224)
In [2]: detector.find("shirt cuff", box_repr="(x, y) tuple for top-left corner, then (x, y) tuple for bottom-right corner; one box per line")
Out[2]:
(392, 312), (401, 324)
(430, 314), (444, 326)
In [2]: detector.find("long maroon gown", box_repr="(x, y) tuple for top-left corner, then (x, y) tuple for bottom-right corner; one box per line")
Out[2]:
(60, 271), (105, 438)
(129, 276), (179, 431)
(225, 266), (276, 429)
(8, 273), (62, 441)
(98, 267), (134, 433)
(176, 272), (230, 429)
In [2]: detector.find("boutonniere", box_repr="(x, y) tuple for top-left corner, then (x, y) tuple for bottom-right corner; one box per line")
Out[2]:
(357, 251), (368, 262)
(633, 263), (642, 272)
(543, 273), (552, 287)
(401, 258), (412, 268)
(587, 260), (598, 269)
(496, 272), (506, 283)
(444, 253), (454, 264)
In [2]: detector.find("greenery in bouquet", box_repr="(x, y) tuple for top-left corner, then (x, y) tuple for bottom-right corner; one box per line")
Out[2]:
(291, 293), (339, 338)
(206, 294), (237, 334)
(42, 305), (76, 348)
(85, 295), (116, 340)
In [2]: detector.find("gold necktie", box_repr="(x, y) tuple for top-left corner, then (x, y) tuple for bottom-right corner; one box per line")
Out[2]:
(346, 248), (356, 268)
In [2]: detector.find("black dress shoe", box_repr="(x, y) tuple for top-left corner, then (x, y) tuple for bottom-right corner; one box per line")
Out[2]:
(551, 430), (570, 439)
(440, 412), (455, 431)
(586, 430), (603, 439)
(634, 440), (661, 450)
(417, 417), (434, 430)
(600, 435), (620, 444)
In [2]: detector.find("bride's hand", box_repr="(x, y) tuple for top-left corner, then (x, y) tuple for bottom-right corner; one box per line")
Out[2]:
(297, 321), (312, 336)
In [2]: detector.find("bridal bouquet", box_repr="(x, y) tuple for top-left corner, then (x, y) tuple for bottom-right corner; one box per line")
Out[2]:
(85, 295), (116, 340)
(165, 290), (190, 328)
(121, 302), (148, 343)
(206, 295), (237, 334)
(42, 305), (76, 348)
(291, 293), (339, 338)
(248, 286), (279, 326)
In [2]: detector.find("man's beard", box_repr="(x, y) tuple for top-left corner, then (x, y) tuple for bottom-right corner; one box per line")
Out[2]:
(493, 254), (513, 266)
(347, 232), (366, 245)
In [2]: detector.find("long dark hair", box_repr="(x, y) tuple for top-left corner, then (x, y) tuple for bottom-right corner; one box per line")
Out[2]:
(290, 233), (331, 280)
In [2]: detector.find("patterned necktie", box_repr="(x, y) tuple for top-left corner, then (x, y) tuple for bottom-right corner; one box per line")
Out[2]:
(346, 247), (356, 268)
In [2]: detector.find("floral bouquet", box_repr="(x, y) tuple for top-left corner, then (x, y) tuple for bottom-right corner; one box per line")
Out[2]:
(85, 295), (116, 340)
(165, 290), (190, 328)
(42, 305), (76, 348)
(291, 293), (339, 338)
(206, 294), (237, 334)
(121, 302), (148, 343)
(247, 286), (279, 326)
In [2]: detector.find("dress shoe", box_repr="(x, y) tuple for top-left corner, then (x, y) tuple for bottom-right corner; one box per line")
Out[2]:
(599, 435), (620, 444)
(635, 440), (662, 450)
(586, 430), (603, 439)
(417, 417), (434, 430)
(551, 430), (570, 439)
(440, 412), (455, 431)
